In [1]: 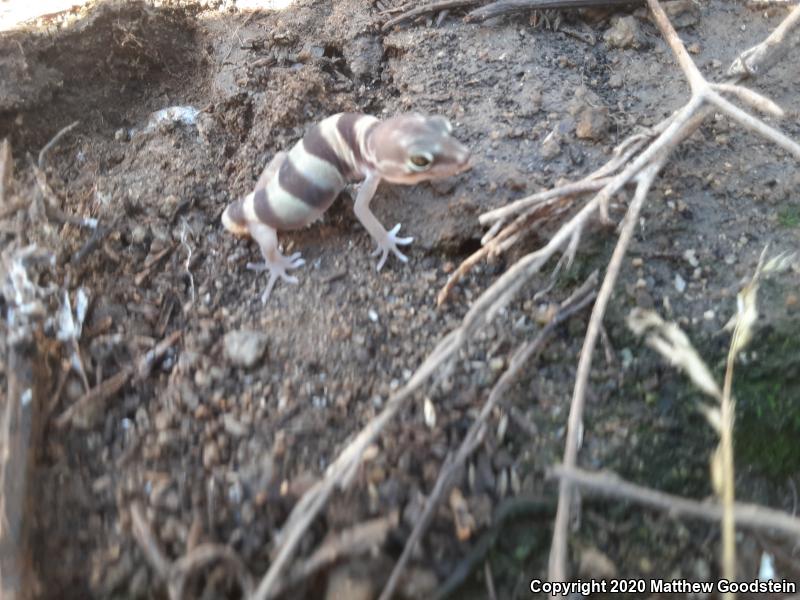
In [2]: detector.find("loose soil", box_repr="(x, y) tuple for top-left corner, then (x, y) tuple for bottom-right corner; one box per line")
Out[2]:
(0, 0), (798, 598)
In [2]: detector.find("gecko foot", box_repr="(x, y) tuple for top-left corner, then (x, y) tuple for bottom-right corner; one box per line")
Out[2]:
(371, 223), (414, 271)
(247, 251), (305, 303)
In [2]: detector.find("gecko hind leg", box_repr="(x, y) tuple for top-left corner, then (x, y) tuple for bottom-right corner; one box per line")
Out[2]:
(246, 222), (305, 303)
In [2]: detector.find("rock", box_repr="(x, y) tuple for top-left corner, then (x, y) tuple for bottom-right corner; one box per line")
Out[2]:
(579, 546), (618, 579)
(130, 224), (149, 245)
(325, 565), (375, 600)
(224, 329), (268, 368)
(576, 107), (610, 141)
(344, 35), (383, 82)
(203, 441), (220, 469)
(604, 16), (641, 49)
(449, 487), (475, 541)
(541, 129), (562, 159)
(662, 0), (701, 28)
(674, 273), (687, 293)
(399, 567), (438, 599)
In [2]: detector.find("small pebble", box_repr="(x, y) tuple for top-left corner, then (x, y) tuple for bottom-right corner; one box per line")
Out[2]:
(674, 273), (687, 293)
(683, 248), (699, 267)
(203, 441), (220, 469)
(224, 329), (269, 368)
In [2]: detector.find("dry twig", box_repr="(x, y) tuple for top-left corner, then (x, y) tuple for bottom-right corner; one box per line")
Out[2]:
(168, 543), (253, 600)
(54, 330), (181, 428)
(550, 466), (800, 538)
(38, 121), (78, 171)
(549, 160), (661, 579)
(131, 501), (254, 600)
(467, 0), (640, 22)
(131, 501), (171, 579)
(266, 514), (397, 599)
(0, 139), (11, 208)
(381, 0), (480, 31)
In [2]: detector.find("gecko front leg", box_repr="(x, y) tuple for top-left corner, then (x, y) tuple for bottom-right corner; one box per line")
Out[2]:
(246, 222), (305, 303)
(353, 174), (414, 271)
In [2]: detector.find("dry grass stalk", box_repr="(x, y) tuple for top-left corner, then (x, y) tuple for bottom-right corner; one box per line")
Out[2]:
(627, 247), (796, 594)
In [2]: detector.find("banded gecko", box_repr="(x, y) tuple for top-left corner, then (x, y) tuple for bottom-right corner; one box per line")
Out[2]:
(222, 112), (470, 303)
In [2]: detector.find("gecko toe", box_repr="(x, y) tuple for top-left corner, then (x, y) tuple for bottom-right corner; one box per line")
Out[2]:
(247, 261), (268, 272)
(392, 248), (409, 263)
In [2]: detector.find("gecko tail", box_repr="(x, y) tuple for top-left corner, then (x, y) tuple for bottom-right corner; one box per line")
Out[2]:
(222, 197), (249, 236)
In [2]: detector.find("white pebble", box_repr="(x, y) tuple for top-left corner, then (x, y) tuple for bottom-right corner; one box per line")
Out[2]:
(674, 273), (687, 293)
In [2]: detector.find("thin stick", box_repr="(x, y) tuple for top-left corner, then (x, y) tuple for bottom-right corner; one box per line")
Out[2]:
(547, 0), (800, 581)
(381, 0), (479, 31)
(551, 466), (800, 538)
(130, 501), (170, 579)
(38, 121), (79, 170)
(54, 331), (181, 428)
(478, 178), (609, 227)
(0, 138), (11, 207)
(728, 4), (800, 78)
(548, 162), (661, 581)
(467, 0), (640, 22)
(266, 514), (396, 599)
(484, 561), (498, 600)
(168, 543), (254, 600)
(704, 89), (800, 159)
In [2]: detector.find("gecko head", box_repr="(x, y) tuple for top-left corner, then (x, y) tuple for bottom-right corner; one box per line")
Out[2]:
(368, 113), (471, 185)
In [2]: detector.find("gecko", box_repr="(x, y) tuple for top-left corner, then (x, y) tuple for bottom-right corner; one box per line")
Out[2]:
(222, 112), (470, 303)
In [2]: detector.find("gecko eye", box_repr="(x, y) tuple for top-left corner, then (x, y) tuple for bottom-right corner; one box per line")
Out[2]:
(408, 153), (433, 171)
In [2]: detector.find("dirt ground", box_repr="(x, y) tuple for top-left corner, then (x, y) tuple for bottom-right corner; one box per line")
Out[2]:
(0, 0), (799, 598)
